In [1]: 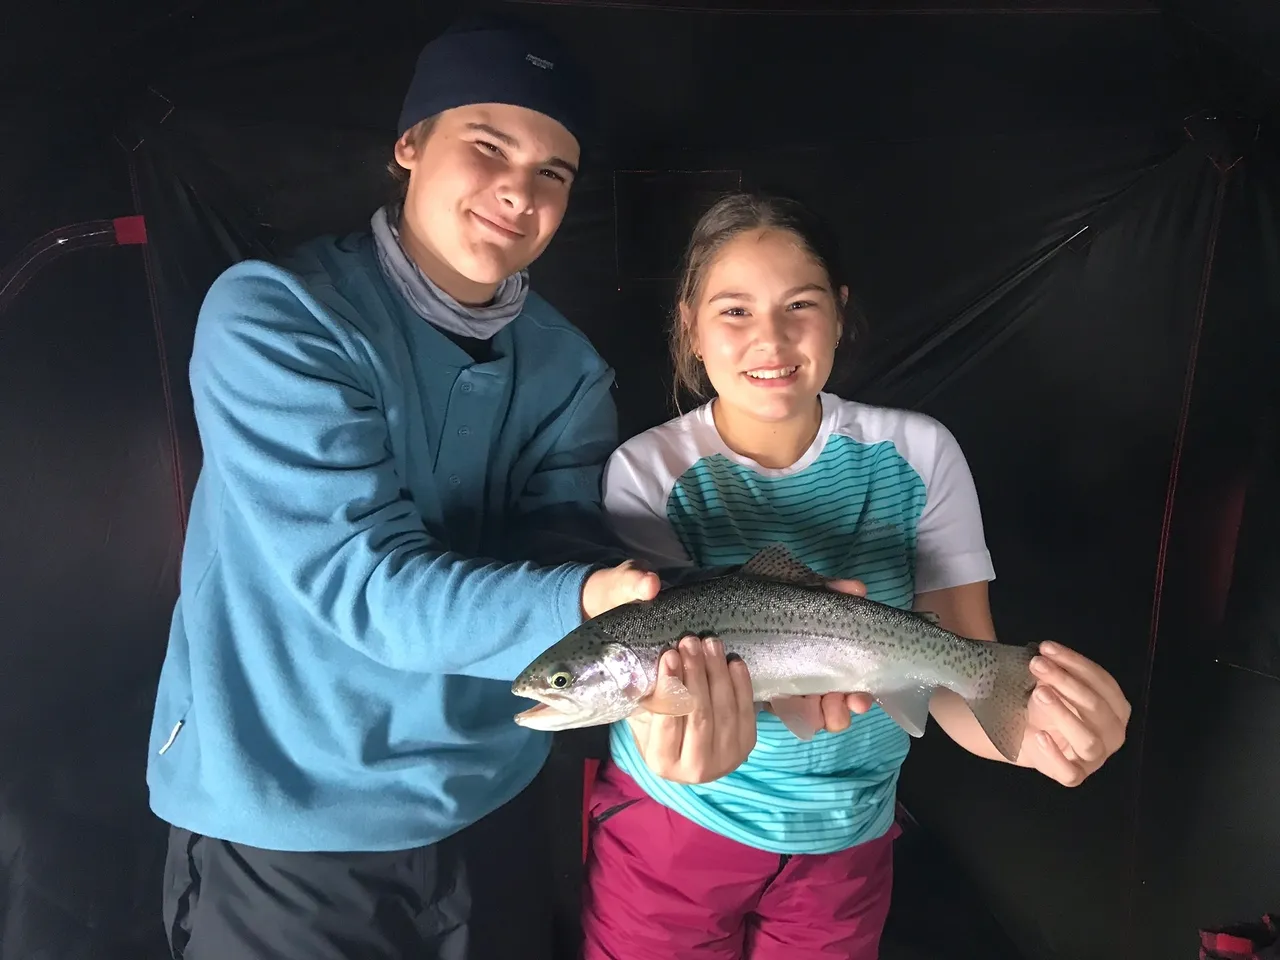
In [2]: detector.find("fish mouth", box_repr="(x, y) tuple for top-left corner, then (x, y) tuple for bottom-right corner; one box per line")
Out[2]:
(514, 703), (567, 729)
(513, 698), (597, 732)
(512, 681), (641, 731)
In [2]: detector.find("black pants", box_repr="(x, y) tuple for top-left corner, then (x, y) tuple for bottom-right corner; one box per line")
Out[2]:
(161, 776), (554, 960)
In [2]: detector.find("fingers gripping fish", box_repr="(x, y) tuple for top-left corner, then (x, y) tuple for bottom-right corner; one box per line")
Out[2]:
(511, 544), (1039, 762)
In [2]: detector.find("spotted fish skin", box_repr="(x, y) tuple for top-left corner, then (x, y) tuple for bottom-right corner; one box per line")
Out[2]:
(587, 576), (1000, 700)
(511, 544), (1038, 761)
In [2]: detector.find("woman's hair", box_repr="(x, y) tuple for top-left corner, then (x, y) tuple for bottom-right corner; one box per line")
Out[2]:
(668, 190), (860, 410)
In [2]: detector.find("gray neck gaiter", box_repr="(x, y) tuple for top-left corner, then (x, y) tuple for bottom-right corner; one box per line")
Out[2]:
(371, 203), (528, 340)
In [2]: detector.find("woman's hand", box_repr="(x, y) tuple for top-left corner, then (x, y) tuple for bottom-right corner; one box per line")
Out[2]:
(627, 575), (880, 780)
(1021, 641), (1131, 786)
(910, 581), (1129, 784)
(626, 635), (757, 784)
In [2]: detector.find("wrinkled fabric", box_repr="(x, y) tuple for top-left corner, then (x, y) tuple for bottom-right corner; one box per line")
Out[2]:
(581, 762), (898, 960)
(371, 202), (528, 339)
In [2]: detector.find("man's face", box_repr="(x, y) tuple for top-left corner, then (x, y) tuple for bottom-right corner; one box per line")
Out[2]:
(394, 102), (580, 305)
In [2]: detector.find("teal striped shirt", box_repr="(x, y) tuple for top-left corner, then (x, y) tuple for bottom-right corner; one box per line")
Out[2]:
(601, 393), (995, 854)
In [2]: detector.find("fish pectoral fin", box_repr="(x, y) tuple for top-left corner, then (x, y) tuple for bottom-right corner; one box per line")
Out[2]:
(767, 695), (824, 741)
(739, 544), (828, 587)
(640, 674), (696, 716)
(875, 687), (935, 738)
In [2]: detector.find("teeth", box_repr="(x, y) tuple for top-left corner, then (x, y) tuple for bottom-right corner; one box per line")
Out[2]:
(746, 366), (798, 380)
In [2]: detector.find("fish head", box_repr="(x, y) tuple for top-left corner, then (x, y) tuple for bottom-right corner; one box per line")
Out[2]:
(511, 621), (656, 731)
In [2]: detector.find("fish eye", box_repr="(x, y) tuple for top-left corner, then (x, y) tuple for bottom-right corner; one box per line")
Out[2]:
(549, 671), (573, 689)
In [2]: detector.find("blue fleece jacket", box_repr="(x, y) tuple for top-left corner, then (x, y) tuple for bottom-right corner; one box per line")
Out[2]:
(146, 232), (625, 852)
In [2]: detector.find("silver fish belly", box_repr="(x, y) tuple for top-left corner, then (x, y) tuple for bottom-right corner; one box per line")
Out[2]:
(512, 544), (1037, 761)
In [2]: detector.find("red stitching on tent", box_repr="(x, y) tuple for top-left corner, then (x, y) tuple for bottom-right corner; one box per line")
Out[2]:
(1125, 165), (1230, 933)
(1207, 477), (1250, 628)
(126, 158), (189, 543)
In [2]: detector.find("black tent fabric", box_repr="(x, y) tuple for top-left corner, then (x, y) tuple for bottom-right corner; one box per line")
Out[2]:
(2, 2), (1279, 959)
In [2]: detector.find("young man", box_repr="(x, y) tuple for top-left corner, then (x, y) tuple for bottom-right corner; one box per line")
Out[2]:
(146, 18), (675, 960)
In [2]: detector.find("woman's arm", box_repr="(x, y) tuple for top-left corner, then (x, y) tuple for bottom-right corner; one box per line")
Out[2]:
(915, 581), (1009, 763)
(917, 581), (1131, 784)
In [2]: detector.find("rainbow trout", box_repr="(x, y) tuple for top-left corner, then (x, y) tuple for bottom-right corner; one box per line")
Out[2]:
(511, 544), (1038, 761)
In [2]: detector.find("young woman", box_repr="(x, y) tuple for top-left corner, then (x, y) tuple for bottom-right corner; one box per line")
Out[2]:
(580, 191), (1131, 960)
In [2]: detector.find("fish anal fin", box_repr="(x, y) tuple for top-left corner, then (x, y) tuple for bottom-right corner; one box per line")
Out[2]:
(740, 544), (828, 587)
(965, 642), (1039, 762)
(875, 686), (935, 738)
(768, 695), (824, 741)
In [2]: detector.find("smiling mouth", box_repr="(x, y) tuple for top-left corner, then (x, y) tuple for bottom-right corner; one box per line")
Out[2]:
(470, 211), (525, 240)
(745, 365), (800, 381)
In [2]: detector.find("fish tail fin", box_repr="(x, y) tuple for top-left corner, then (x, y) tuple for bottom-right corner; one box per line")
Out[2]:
(964, 642), (1039, 763)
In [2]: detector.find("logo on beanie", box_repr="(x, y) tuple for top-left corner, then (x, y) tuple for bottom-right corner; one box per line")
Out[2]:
(525, 53), (554, 70)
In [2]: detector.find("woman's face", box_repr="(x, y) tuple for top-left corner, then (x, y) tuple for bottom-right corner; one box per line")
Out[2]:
(686, 228), (845, 425)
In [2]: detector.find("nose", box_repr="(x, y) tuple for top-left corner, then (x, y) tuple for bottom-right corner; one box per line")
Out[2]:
(494, 168), (536, 216)
(756, 306), (794, 348)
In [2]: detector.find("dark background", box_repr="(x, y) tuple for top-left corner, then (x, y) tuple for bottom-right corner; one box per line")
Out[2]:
(2, 1), (1278, 959)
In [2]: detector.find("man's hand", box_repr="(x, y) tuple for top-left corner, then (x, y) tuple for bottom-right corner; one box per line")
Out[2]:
(581, 560), (661, 620)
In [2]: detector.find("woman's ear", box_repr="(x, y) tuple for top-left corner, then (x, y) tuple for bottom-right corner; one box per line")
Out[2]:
(838, 284), (849, 307)
(679, 302), (703, 361)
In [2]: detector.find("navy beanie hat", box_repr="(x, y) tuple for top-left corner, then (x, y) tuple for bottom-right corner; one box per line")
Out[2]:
(397, 16), (596, 153)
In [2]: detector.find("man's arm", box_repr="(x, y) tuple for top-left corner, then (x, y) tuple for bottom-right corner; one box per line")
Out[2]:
(504, 380), (739, 590)
(191, 264), (591, 680)
(921, 579), (1131, 782)
(904, 415), (1008, 756)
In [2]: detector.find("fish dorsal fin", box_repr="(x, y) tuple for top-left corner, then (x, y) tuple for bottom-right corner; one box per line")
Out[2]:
(739, 544), (828, 587)
(913, 610), (942, 625)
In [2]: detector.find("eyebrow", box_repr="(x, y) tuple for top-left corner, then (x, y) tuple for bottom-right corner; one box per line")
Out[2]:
(465, 122), (579, 178)
(708, 282), (828, 303)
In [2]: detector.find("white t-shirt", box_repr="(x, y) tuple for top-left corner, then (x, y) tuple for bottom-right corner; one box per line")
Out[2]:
(601, 392), (996, 854)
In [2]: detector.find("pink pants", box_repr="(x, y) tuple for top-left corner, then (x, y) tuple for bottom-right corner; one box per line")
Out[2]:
(581, 761), (899, 960)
